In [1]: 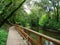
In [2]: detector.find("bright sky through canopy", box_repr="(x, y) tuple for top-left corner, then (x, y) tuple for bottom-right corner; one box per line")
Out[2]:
(24, 4), (31, 14)
(24, 0), (41, 14)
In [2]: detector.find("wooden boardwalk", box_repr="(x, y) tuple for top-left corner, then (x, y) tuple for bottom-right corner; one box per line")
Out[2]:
(6, 26), (27, 45)
(6, 26), (60, 45)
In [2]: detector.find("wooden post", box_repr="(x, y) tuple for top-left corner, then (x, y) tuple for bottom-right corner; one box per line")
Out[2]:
(38, 36), (42, 45)
(27, 31), (30, 45)
(28, 31), (30, 36)
(54, 43), (60, 45)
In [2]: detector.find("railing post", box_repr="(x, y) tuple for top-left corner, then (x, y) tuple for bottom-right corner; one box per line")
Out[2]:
(27, 31), (30, 45)
(38, 36), (42, 45)
(28, 31), (30, 36)
(54, 43), (60, 45)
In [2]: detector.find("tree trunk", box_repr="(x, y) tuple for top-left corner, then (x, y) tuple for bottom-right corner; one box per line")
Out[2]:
(56, 1), (59, 22)
(0, 0), (26, 27)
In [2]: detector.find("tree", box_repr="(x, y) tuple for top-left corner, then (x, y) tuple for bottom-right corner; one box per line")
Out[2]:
(0, 0), (26, 27)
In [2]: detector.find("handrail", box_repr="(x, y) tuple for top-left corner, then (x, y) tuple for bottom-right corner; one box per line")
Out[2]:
(15, 25), (60, 45)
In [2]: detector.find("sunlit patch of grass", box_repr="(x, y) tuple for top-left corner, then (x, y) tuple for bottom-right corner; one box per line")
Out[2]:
(0, 29), (8, 45)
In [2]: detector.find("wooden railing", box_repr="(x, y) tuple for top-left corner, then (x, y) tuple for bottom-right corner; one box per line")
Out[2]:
(15, 25), (60, 45)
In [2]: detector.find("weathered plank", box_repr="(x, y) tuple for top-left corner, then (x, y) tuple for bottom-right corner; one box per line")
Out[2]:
(6, 26), (27, 45)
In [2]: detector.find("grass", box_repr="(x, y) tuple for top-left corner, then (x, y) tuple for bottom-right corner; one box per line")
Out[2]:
(0, 28), (8, 45)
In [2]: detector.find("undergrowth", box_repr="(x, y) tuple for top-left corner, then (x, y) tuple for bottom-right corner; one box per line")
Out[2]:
(0, 29), (8, 45)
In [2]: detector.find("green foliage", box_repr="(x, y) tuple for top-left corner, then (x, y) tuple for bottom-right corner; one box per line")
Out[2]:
(11, 0), (60, 31)
(12, 7), (29, 27)
(0, 0), (24, 26)
(46, 20), (60, 30)
(0, 29), (8, 45)
(39, 14), (48, 27)
(0, 0), (60, 31)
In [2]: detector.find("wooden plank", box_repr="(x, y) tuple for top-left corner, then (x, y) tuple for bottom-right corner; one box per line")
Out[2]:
(6, 26), (27, 45)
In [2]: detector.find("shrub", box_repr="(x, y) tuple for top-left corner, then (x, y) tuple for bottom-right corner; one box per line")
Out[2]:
(0, 29), (8, 45)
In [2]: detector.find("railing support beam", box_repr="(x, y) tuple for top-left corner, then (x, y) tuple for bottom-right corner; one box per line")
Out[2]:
(38, 36), (42, 45)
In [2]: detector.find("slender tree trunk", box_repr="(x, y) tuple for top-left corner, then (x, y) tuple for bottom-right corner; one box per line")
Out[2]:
(56, 1), (59, 22)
